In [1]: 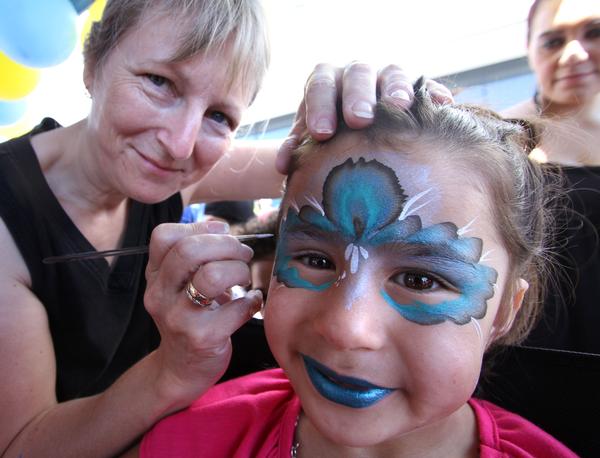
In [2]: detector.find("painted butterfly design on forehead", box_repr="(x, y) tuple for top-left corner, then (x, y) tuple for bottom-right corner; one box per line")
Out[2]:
(275, 157), (498, 326)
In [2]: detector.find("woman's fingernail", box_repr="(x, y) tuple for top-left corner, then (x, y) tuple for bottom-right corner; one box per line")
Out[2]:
(390, 89), (410, 101)
(206, 221), (230, 234)
(431, 89), (454, 105)
(281, 135), (297, 151)
(315, 118), (333, 134)
(351, 101), (374, 119)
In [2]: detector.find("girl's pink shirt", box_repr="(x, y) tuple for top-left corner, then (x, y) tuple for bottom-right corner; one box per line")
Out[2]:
(141, 369), (578, 458)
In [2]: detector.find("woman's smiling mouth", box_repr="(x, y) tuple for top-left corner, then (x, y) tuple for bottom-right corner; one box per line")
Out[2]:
(302, 354), (395, 408)
(135, 148), (183, 175)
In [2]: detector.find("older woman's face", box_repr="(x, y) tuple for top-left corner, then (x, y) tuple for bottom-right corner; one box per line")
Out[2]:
(84, 13), (252, 203)
(528, 0), (600, 106)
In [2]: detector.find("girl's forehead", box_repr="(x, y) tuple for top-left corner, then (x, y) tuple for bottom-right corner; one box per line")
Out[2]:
(286, 145), (486, 230)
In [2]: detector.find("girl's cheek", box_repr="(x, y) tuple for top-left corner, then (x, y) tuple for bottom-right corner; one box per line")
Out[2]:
(262, 282), (287, 320)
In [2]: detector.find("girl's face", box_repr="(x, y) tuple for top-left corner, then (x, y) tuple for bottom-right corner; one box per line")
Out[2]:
(84, 13), (252, 203)
(528, 0), (600, 106)
(264, 135), (523, 450)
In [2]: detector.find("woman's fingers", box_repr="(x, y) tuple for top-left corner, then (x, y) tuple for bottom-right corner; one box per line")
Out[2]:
(146, 221), (230, 279)
(341, 61), (377, 129)
(304, 63), (339, 140)
(378, 64), (414, 109)
(424, 78), (454, 104)
(145, 223), (254, 318)
(189, 259), (251, 300)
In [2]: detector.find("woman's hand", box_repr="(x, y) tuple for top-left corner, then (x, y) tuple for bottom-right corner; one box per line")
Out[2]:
(143, 221), (262, 406)
(276, 63), (454, 174)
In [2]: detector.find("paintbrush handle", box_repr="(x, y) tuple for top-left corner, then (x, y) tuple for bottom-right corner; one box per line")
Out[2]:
(42, 233), (274, 264)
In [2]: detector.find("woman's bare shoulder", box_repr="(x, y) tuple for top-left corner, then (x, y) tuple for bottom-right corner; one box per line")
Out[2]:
(500, 99), (537, 118)
(500, 99), (538, 118)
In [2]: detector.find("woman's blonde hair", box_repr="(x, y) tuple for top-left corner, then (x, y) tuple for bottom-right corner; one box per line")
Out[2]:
(84, 0), (270, 99)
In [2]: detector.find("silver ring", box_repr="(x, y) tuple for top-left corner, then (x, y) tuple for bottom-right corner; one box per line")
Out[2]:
(185, 281), (214, 307)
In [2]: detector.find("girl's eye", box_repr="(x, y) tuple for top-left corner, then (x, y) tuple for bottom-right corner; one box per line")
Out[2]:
(395, 271), (439, 291)
(145, 74), (169, 88)
(298, 254), (334, 270)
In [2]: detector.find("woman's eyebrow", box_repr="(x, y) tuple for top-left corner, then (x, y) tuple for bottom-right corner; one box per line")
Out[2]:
(586, 19), (600, 29)
(538, 29), (563, 40)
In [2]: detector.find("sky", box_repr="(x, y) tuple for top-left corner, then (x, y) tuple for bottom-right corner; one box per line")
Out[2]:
(0, 0), (533, 141)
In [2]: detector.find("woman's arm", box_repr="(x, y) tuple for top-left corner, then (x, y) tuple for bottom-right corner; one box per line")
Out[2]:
(185, 138), (285, 204)
(0, 220), (261, 457)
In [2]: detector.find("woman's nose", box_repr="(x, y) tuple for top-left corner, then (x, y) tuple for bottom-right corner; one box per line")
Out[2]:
(559, 39), (589, 66)
(157, 107), (203, 160)
(312, 285), (386, 351)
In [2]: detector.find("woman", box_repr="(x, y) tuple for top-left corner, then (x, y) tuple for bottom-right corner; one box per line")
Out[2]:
(480, 1), (600, 455)
(0, 1), (453, 456)
(504, 0), (600, 353)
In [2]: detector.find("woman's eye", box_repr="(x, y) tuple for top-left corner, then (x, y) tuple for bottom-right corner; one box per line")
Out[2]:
(209, 111), (231, 127)
(298, 254), (334, 270)
(396, 272), (439, 291)
(145, 74), (169, 88)
(585, 27), (600, 40)
(542, 36), (564, 50)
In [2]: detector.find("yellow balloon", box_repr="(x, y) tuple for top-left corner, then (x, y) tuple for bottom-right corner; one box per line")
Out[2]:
(0, 116), (36, 140)
(0, 52), (41, 100)
(80, 0), (107, 47)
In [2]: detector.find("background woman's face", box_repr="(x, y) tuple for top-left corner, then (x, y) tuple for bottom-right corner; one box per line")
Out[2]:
(84, 13), (251, 203)
(528, 0), (600, 105)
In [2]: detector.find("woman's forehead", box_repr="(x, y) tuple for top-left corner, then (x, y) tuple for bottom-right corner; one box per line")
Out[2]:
(532, 0), (600, 32)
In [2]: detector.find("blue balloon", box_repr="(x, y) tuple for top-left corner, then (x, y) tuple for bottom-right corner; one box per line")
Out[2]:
(0, 99), (27, 126)
(70, 0), (94, 14)
(0, 0), (77, 68)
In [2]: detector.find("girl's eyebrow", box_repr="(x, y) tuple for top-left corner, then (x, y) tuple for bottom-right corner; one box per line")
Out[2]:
(386, 241), (476, 265)
(286, 224), (344, 244)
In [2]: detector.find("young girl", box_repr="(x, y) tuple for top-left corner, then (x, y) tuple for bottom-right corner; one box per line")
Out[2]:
(135, 82), (576, 457)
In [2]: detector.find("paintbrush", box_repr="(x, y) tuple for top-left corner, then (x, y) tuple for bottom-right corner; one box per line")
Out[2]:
(42, 233), (274, 264)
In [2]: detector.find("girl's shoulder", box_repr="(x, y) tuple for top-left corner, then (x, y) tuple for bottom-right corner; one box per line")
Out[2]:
(470, 398), (578, 458)
(141, 369), (301, 458)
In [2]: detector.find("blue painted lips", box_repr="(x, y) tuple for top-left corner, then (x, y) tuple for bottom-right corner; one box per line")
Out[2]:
(302, 354), (395, 408)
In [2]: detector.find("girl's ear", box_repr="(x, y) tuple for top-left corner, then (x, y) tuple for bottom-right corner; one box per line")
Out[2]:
(490, 278), (529, 342)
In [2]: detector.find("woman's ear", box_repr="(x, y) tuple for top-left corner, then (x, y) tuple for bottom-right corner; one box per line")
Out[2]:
(83, 60), (95, 95)
(490, 278), (529, 342)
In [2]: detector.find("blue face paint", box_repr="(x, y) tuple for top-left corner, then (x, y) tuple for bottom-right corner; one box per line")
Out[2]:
(274, 157), (498, 325)
(302, 354), (395, 408)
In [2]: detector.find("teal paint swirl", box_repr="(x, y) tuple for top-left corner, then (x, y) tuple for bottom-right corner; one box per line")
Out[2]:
(274, 158), (498, 325)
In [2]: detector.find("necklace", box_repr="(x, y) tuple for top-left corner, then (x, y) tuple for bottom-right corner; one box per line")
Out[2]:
(291, 415), (300, 457)
(291, 441), (300, 458)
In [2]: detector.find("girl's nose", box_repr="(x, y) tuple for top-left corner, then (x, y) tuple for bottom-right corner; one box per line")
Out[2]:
(157, 107), (203, 160)
(312, 283), (386, 351)
(559, 39), (589, 66)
